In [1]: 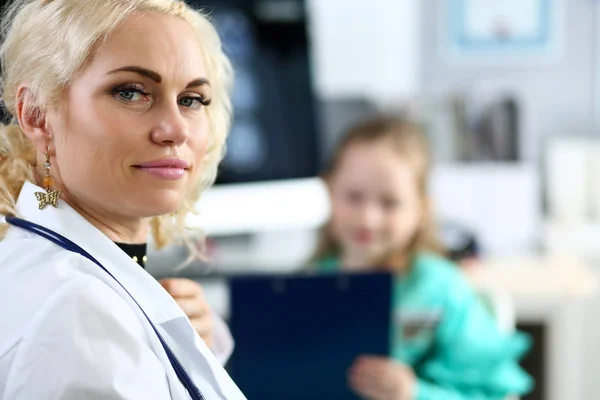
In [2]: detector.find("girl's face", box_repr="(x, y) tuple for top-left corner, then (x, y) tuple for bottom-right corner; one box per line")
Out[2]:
(328, 141), (424, 267)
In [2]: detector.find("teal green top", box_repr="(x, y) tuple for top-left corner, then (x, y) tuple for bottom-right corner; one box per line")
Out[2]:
(317, 252), (533, 400)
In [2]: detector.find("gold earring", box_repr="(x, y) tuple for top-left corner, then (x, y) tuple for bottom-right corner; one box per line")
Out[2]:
(34, 148), (61, 209)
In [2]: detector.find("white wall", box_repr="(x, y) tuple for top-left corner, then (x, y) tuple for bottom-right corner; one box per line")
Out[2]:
(420, 0), (597, 164)
(306, 0), (420, 104)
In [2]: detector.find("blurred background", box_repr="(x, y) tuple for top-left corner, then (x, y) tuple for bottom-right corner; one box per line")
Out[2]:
(145, 1), (600, 399)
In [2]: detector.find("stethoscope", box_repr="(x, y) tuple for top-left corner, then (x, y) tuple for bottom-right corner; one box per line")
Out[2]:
(6, 215), (206, 400)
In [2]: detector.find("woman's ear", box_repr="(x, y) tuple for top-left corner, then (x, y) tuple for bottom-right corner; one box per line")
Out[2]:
(15, 85), (51, 153)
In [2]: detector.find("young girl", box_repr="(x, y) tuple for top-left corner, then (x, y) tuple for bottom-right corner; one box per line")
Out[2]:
(314, 116), (532, 400)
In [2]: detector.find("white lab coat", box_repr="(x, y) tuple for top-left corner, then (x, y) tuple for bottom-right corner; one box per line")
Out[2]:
(0, 182), (246, 400)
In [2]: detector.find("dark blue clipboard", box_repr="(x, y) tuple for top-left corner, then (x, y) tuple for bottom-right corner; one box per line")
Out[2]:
(227, 271), (393, 400)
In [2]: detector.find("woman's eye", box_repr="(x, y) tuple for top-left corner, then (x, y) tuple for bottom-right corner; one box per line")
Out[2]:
(113, 85), (149, 102)
(119, 90), (140, 101)
(178, 96), (210, 109)
(179, 97), (198, 107)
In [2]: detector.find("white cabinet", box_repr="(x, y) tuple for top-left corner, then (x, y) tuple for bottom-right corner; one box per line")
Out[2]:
(306, 0), (421, 104)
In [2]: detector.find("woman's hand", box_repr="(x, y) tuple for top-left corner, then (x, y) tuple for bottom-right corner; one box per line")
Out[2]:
(348, 356), (416, 400)
(160, 278), (214, 349)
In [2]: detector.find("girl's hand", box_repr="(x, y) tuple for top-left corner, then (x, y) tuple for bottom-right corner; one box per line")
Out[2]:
(348, 355), (416, 400)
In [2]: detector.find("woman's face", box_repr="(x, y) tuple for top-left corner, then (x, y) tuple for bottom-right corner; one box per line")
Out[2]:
(46, 12), (212, 223)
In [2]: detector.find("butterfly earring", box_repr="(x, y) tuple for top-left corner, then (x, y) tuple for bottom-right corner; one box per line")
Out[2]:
(35, 147), (61, 209)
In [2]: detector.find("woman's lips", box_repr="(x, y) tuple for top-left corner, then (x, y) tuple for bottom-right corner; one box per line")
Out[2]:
(133, 158), (189, 180)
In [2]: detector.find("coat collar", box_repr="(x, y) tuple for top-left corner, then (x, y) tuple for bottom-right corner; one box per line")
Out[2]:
(15, 181), (183, 324)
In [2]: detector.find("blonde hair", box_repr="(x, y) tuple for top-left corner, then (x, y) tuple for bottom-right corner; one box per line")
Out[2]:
(0, 0), (233, 251)
(313, 115), (443, 270)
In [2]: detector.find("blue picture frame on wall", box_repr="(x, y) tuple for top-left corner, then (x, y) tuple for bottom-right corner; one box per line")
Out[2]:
(444, 0), (563, 64)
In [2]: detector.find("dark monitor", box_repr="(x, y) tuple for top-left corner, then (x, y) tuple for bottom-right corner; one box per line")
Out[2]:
(191, 0), (321, 184)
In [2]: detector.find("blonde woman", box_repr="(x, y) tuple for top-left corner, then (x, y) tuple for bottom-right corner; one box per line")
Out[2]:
(0, 0), (245, 398)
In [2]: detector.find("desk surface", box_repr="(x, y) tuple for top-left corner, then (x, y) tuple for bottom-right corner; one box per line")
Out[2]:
(465, 255), (598, 298)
